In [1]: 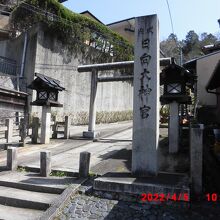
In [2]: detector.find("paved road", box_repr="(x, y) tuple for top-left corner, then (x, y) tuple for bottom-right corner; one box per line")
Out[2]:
(0, 121), (133, 173)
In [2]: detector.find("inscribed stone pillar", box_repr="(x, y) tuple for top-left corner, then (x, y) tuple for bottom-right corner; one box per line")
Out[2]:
(132, 15), (160, 176)
(41, 106), (51, 144)
(169, 101), (179, 153)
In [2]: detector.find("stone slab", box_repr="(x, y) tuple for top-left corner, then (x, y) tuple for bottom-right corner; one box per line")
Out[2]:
(0, 185), (58, 210)
(0, 204), (43, 220)
(94, 172), (190, 201)
(0, 171), (83, 194)
(83, 131), (100, 139)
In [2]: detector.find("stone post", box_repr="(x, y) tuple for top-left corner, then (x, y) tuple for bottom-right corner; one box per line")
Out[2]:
(83, 69), (100, 139)
(132, 15), (160, 176)
(7, 147), (17, 171)
(40, 151), (51, 177)
(20, 118), (26, 147)
(32, 117), (40, 144)
(64, 116), (70, 139)
(41, 106), (51, 144)
(190, 124), (203, 194)
(79, 151), (91, 177)
(5, 118), (13, 143)
(52, 115), (57, 139)
(169, 101), (179, 153)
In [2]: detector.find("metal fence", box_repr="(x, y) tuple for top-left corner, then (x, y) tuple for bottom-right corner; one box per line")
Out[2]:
(0, 56), (27, 91)
(0, 56), (17, 76)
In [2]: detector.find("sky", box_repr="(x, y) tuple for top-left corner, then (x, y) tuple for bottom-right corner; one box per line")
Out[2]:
(63, 0), (220, 41)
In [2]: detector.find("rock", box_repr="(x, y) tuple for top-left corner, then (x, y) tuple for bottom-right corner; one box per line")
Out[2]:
(90, 207), (98, 214)
(130, 205), (142, 211)
(69, 204), (76, 213)
(103, 192), (113, 200)
(148, 214), (157, 220)
(77, 199), (86, 206)
(63, 207), (69, 214)
(76, 204), (83, 209)
(142, 204), (151, 210)
(89, 214), (99, 219)
(107, 203), (114, 211)
(83, 204), (92, 212)
(90, 196), (99, 202)
(117, 203), (129, 209)
(143, 210), (151, 216)
(102, 211), (109, 217)
(110, 200), (118, 205)
(59, 214), (66, 220)
(75, 209), (82, 215)
(99, 205), (108, 212)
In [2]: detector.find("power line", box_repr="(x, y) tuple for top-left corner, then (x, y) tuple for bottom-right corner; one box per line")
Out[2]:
(165, 0), (175, 35)
(165, 0), (183, 65)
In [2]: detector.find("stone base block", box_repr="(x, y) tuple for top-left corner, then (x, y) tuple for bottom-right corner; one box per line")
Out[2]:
(94, 172), (190, 201)
(83, 131), (100, 139)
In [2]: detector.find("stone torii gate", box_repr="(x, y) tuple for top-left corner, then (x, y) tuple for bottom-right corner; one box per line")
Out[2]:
(77, 59), (171, 138)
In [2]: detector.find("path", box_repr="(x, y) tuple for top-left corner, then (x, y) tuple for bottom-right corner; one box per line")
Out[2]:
(0, 121), (132, 173)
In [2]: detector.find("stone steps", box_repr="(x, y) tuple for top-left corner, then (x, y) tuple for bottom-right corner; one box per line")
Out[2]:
(0, 171), (77, 194)
(0, 171), (86, 220)
(0, 204), (43, 220)
(0, 185), (59, 210)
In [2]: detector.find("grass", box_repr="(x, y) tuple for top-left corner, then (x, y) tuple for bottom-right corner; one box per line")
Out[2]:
(50, 171), (67, 177)
(17, 167), (28, 172)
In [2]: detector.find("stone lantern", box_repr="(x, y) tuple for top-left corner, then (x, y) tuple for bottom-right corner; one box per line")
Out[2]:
(160, 58), (194, 153)
(28, 73), (65, 144)
(28, 73), (64, 107)
(160, 58), (192, 105)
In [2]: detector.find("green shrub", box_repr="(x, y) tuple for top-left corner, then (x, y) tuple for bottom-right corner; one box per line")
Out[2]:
(11, 0), (133, 61)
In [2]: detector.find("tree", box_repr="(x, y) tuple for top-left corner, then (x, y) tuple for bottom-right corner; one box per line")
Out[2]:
(182, 30), (202, 60)
(200, 32), (218, 47)
(161, 31), (219, 63)
(160, 33), (181, 64)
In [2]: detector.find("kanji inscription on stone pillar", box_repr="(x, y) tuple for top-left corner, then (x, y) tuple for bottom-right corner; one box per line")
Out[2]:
(132, 15), (160, 176)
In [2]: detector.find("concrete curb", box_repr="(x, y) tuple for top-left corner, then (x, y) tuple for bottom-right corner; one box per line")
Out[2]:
(39, 178), (88, 220)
